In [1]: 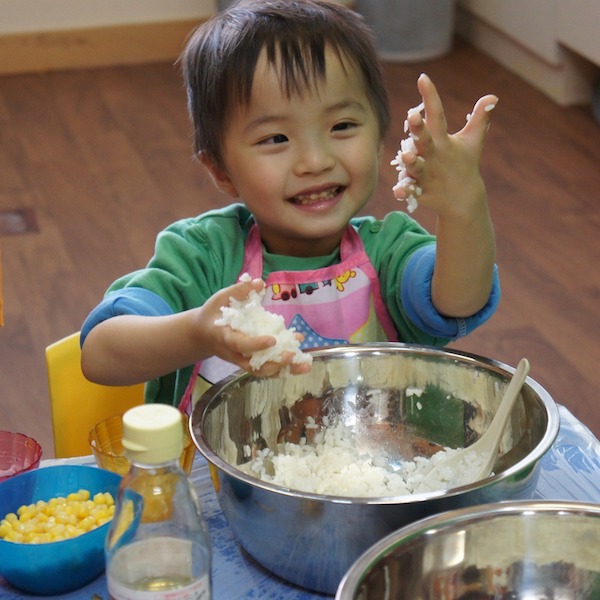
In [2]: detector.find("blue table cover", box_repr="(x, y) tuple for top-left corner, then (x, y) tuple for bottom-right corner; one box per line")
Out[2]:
(2, 405), (599, 599)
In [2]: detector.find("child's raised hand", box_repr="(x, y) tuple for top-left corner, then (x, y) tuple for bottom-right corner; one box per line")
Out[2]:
(393, 73), (498, 219)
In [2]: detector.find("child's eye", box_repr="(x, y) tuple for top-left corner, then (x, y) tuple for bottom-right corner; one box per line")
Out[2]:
(259, 133), (289, 145)
(332, 121), (357, 132)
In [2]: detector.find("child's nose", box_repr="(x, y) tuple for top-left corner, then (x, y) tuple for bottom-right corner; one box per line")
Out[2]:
(294, 140), (335, 176)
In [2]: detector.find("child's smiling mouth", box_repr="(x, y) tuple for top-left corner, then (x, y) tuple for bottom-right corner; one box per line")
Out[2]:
(291, 185), (343, 205)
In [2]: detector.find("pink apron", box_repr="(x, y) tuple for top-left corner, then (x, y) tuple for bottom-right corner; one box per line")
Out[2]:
(179, 224), (398, 414)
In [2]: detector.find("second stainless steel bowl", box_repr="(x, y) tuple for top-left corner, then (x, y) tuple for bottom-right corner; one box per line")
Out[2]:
(336, 500), (600, 599)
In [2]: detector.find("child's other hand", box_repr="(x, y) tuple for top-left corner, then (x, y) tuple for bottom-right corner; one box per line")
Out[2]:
(198, 279), (310, 378)
(394, 73), (498, 219)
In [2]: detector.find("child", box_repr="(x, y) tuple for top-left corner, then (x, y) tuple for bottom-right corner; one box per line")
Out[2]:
(81, 0), (500, 410)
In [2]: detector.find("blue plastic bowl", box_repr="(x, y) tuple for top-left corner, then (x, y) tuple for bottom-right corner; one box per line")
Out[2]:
(0, 464), (121, 595)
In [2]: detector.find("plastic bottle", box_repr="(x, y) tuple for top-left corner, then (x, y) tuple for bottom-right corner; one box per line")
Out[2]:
(105, 404), (211, 600)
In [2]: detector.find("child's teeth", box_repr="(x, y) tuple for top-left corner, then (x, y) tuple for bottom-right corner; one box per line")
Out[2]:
(296, 188), (336, 203)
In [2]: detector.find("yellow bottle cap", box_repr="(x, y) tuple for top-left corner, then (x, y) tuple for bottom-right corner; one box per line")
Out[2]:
(122, 404), (183, 465)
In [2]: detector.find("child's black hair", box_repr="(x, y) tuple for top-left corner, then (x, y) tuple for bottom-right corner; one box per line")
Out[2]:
(182, 0), (390, 168)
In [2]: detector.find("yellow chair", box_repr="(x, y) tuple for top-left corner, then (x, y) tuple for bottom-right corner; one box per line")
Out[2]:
(46, 332), (145, 458)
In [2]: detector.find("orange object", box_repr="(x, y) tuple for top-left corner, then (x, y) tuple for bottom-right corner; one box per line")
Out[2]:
(89, 412), (195, 476)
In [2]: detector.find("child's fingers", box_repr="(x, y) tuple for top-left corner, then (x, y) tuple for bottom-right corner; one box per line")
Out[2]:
(249, 355), (311, 378)
(217, 331), (277, 374)
(223, 328), (275, 356)
(461, 94), (499, 146)
(417, 73), (448, 140)
(208, 277), (263, 323)
(400, 150), (425, 170)
(405, 113), (432, 158)
(228, 277), (264, 301)
(208, 278), (263, 314)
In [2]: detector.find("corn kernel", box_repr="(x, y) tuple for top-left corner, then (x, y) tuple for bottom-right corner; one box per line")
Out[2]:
(18, 511), (34, 523)
(32, 521), (47, 534)
(0, 521), (11, 538)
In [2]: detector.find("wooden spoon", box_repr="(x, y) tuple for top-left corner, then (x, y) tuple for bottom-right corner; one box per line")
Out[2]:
(417, 358), (531, 493)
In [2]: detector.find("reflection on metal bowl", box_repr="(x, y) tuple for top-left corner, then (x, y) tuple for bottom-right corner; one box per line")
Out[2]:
(191, 343), (559, 594)
(336, 500), (600, 599)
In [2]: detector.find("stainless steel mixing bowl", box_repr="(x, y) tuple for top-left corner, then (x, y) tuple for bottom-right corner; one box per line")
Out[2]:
(335, 500), (600, 599)
(191, 344), (559, 594)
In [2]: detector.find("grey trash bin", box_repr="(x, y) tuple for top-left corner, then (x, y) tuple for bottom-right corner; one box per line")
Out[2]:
(355, 0), (455, 62)
(216, 0), (355, 9)
(215, 0), (454, 62)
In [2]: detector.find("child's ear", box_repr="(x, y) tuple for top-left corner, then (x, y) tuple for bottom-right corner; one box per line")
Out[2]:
(198, 152), (239, 197)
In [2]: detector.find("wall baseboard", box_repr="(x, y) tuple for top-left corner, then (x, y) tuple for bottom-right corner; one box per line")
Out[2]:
(0, 19), (205, 75)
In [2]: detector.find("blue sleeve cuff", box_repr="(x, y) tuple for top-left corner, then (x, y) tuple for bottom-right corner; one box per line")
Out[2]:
(401, 245), (501, 340)
(80, 288), (174, 347)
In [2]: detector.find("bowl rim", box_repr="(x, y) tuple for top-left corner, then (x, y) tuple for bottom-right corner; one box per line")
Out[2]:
(0, 431), (43, 480)
(191, 343), (561, 504)
(0, 430), (43, 450)
(335, 499), (600, 597)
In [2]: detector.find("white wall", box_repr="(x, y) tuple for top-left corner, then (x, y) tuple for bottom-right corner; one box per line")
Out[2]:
(459, 0), (560, 64)
(457, 0), (599, 105)
(460, 0), (600, 67)
(558, 0), (600, 67)
(0, 0), (215, 35)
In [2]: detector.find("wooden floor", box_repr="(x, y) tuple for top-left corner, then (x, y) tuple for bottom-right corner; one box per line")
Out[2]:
(1, 38), (599, 459)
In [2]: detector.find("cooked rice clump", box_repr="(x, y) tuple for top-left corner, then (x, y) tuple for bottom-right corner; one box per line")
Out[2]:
(240, 419), (485, 497)
(390, 101), (425, 213)
(216, 273), (312, 371)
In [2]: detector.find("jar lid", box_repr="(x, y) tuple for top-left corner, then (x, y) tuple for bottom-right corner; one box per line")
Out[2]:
(122, 404), (183, 465)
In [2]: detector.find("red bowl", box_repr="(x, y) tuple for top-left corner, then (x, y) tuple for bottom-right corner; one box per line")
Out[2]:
(0, 431), (42, 482)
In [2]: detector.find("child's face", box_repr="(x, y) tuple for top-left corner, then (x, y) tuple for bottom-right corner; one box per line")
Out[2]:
(204, 47), (383, 257)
